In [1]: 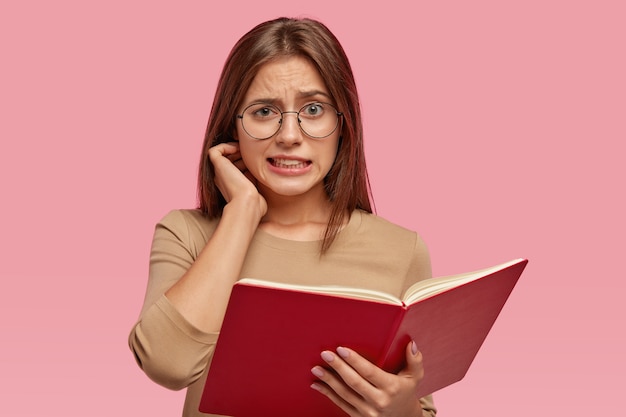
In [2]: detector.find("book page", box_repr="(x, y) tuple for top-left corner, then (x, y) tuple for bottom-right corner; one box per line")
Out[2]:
(236, 278), (403, 305)
(237, 259), (525, 307)
(402, 258), (525, 304)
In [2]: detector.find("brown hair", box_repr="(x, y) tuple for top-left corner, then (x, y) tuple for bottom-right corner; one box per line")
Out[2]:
(198, 17), (373, 252)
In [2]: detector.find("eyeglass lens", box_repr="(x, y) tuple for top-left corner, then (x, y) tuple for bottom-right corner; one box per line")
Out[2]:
(239, 102), (340, 139)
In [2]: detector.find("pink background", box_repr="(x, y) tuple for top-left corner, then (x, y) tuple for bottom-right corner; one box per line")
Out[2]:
(1, 0), (624, 415)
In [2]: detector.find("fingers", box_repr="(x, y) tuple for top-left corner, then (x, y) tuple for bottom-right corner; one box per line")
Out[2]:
(225, 151), (245, 172)
(315, 350), (377, 400)
(323, 347), (391, 392)
(310, 369), (361, 417)
(310, 342), (425, 415)
(311, 348), (388, 416)
(212, 142), (250, 175)
(399, 340), (425, 380)
(208, 141), (239, 159)
(208, 142), (258, 204)
(209, 142), (238, 162)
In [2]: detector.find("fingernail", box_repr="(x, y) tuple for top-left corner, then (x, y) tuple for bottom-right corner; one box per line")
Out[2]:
(321, 351), (335, 363)
(311, 366), (325, 378)
(336, 346), (350, 359)
(310, 383), (323, 392)
(411, 341), (419, 356)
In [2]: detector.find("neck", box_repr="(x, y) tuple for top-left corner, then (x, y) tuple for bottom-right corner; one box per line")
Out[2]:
(263, 192), (332, 225)
(259, 188), (336, 241)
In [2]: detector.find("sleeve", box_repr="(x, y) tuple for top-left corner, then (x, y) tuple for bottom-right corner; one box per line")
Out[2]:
(420, 394), (437, 416)
(400, 231), (433, 296)
(128, 210), (219, 390)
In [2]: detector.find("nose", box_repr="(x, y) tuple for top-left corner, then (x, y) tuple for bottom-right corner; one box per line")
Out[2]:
(275, 111), (303, 145)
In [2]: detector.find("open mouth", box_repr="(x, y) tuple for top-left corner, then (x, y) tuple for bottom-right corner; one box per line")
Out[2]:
(268, 158), (311, 169)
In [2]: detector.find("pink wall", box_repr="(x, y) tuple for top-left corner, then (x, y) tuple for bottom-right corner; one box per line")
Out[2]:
(1, 1), (624, 415)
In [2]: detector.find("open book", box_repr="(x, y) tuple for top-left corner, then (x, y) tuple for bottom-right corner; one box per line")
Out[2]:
(199, 258), (528, 417)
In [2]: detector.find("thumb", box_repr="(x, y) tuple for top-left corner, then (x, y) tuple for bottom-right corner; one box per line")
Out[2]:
(399, 340), (425, 380)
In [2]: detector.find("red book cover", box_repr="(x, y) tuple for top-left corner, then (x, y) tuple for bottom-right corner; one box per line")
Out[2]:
(199, 258), (527, 417)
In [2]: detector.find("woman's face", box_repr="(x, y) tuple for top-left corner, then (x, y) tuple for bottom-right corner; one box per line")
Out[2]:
(235, 56), (340, 201)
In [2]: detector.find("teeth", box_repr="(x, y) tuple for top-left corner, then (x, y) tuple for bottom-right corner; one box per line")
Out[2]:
(272, 158), (307, 169)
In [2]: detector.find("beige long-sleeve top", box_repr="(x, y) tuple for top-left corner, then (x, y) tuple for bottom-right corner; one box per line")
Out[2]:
(129, 209), (437, 416)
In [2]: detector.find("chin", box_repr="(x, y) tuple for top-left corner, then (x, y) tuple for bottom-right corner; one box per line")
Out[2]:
(267, 187), (314, 198)
(260, 180), (324, 199)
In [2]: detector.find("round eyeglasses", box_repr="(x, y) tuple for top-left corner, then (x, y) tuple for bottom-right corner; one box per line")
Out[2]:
(236, 102), (343, 140)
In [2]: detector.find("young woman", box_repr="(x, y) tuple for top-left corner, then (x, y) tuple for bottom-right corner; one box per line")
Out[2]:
(129, 17), (437, 417)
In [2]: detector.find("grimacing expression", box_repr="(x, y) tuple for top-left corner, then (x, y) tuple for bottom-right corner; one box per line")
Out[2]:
(236, 56), (341, 200)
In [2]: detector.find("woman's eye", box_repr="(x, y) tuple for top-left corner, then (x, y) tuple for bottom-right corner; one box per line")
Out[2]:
(255, 108), (271, 117)
(303, 103), (324, 117)
(251, 106), (278, 118)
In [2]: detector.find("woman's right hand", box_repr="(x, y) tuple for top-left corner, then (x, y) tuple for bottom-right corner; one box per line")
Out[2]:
(208, 142), (267, 218)
(164, 142), (267, 334)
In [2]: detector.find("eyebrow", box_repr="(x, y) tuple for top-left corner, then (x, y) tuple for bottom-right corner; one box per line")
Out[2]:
(298, 89), (332, 99)
(248, 90), (333, 105)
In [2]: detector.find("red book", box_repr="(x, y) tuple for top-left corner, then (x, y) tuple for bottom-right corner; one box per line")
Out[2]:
(199, 258), (528, 417)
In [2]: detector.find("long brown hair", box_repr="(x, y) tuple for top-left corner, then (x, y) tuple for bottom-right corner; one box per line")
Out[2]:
(198, 17), (373, 252)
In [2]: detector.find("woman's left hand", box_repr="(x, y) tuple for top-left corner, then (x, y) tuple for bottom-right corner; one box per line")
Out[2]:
(311, 341), (425, 417)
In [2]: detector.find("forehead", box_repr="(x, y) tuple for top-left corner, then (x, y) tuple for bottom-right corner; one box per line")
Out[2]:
(243, 56), (330, 103)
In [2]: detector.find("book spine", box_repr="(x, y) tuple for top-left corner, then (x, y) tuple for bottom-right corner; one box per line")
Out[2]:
(376, 304), (408, 369)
